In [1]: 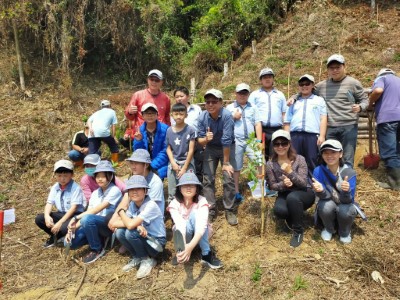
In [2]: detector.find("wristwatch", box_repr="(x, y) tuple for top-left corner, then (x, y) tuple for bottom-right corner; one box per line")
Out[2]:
(256, 139), (262, 143)
(118, 208), (126, 216)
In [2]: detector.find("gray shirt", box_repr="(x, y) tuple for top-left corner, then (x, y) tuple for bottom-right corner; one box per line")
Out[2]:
(165, 124), (196, 162)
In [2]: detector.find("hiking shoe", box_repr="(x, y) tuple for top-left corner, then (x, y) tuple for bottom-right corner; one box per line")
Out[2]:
(136, 257), (157, 279)
(122, 257), (142, 272)
(208, 210), (216, 223)
(171, 255), (178, 266)
(290, 232), (303, 248)
(225, 211), (238, 226)
(82, 248), (105, 264)
(235, 193), (244, 203)
(43, 236), (55, 248)
(339, 234), (352, 244)
(321, 228), (333, 241)
(201, 252), (222, 269)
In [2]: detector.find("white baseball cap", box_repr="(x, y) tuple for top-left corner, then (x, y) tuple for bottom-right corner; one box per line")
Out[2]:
(204, 89), (223, 99)
(327, 54), (345, 66)
(271, 129), (291, 142)
(54, 160), (74, 172)
(235, 83), (251, 93)
(101, 99), (111, 107)
(377, 68), (395, 77)
(148, 69), (163, 80)
(141, 103), (158, 113)
(320, 139), (343, 152)
(298, 74), (315, 83)
(259, 68), (275, 78)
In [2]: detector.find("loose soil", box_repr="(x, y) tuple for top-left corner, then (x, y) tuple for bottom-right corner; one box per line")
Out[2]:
(1, 1), (400, 299)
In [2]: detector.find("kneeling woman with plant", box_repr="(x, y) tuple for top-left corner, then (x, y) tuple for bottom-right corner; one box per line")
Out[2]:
(66, 160), (122, 264)
(110, 175), (166, 279)
(312, 140), (357, 244)
(266, 130), (315, 247)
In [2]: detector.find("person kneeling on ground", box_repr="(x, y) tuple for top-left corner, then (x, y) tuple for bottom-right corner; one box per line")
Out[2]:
(68, 122), (89, 165)
(167, 172), (222, 269)
(266, 130), (315, 248)
(109, 175), (166, 279)
(65, 161), (122, 264)
(312, 140), (358, 244)
(35, 160), (85, 248)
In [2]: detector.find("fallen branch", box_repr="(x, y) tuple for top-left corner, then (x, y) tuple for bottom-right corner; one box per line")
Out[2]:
(325, 276), (349, 288)
(72, 257), (87, 297)
(357, 190), (391, 193)
(5, 236), (33, 251)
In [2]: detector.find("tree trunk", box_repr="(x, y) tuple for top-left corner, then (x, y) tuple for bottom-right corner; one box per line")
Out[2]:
(371, 0), (376, 15)
(12, 19), (25, 91)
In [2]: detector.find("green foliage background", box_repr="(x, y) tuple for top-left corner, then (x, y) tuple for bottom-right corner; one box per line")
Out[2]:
(0, 0), (296, 87)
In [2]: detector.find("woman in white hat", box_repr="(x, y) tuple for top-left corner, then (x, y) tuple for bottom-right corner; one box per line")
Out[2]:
(265, 130), (315, 248)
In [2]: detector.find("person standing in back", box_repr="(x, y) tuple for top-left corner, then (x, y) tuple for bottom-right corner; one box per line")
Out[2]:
(124, 69), (171, 128)
(315, 54), (369, 167)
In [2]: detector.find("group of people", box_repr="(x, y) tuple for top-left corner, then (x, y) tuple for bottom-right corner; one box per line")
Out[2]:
(37, 53), (400, 277)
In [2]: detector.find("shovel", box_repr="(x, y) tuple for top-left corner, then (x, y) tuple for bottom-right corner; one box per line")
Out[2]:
(363, 110), (380, 169)
(173, 229), (185, 252)
(138, 228), (163, 253)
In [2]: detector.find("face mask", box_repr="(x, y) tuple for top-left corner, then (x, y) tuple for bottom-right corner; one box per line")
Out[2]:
(85, 167), (96, 177)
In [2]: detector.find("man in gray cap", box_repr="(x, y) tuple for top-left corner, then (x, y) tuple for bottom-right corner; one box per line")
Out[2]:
(124, 69), (171, 128)
(197, 89), (238, 225)
(369, 68), (400, 190)
(315, 54), (369, 167)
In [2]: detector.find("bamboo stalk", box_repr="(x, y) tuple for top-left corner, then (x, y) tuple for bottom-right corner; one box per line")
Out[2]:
(261, 133), (266, 236)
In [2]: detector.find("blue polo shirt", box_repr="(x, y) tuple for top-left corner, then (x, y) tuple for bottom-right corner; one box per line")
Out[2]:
(47, 180), (85, 213)
(226, 101), (261, 141)
(284, 94), (327, 134)
(197, 108), (235, 148)
(372, 74), (400, 124)
(88, 183), (122, 217)
(248, 88), (287, 127)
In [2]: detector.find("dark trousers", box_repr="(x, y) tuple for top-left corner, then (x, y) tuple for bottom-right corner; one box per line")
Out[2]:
(273, 189), (315, 233)
(326, 124), (358, 167)
(290, 132), (319, 172)
(89, 136), (119, 155)
(194, 142), (204, 182)
(262, 126), (282, 161)
(35, 211), (78, 239)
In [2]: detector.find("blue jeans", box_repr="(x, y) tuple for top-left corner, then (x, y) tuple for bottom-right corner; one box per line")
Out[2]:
(184, 210), (210, 255)
(377, 121), (400, 168)
(89, 136), (119, 155)
(116, 228), (166, 258)
(327, 124), (358, 167)
(66, 214), (112, 252)
(68, 150), (85, 162)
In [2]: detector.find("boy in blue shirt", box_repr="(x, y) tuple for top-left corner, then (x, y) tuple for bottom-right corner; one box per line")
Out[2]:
(166, 103), (196, 202)
(35, 160), (85, 248)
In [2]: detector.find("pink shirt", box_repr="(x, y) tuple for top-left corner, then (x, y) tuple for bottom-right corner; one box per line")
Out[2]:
(124, 89), (171, 127)
(80, 175), (126, 204)
(167, 195), (209, 237)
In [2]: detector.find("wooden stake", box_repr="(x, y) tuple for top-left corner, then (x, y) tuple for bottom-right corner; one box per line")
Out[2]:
(260, 134), (266, 236)
(287, 64), (291, 99)
(319, 60), (323, 82)
(0, 211), (3, 266)
(270, 37), (273, 56)
(376, 4), (379, 24)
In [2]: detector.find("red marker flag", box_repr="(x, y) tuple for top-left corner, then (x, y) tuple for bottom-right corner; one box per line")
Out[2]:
(0, 210), (3, 237)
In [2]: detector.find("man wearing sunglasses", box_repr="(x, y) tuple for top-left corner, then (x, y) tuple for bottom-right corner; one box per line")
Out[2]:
(197, 89), (238, 225)
(124, 69), (171, 128)
(248, 68), (287, 162)
(284, 74), (327, 171)
(314, 54), (369, 167)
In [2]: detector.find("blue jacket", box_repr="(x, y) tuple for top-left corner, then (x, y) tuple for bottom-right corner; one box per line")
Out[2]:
(134, 121), (169, 180)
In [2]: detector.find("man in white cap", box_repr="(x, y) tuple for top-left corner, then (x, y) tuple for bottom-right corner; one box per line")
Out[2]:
(197, 89), (238, 225)
(369, 68), (400, 190)
(226, 83), (263, 202)
(124, 69), (171, 128)
(248, 68), (287, 162)
(87, 99), (119, 164)
(315, 54), (369, 167)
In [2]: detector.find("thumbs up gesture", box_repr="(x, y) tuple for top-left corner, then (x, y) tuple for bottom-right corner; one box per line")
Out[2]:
(233, 108), (242, 120)
(134, 127), (143, 141)
(282, 175), (293, 187)
(280, 161), (293, 174)
(341, 176), (350, 192)
(312, 178), (323, 193)
(206, 127), (213, 142)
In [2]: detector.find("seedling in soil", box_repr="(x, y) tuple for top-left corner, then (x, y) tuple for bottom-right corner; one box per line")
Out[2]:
(251, 263), (262, 282)
(292, 275), (308, 291)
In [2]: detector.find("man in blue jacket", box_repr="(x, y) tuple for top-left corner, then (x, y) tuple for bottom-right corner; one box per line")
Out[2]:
(133, 103), (169, 180)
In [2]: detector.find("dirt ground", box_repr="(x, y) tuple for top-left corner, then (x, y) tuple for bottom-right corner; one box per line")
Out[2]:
(1, 1), (400, 299)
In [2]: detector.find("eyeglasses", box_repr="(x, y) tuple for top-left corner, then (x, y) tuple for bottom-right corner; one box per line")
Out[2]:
(273, 141), (289, 148)
(148, 77), (161, 83)
(205, 100), (219, 105)
(299, 82), (312, 87)
(143, 111), (157, 116)
(237, 90), (250, 95)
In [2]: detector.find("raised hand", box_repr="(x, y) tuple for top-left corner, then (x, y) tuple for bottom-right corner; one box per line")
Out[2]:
(312, 178), (323, 193)
(134, 129), (143, 141)
(280, 161), (293, 174)
(282, 175), (293, 187)
(341, 176), (350, 192)
(233, 108), (242, 120)
(128, 104), (138, 114)
(206, 127), (213, 142)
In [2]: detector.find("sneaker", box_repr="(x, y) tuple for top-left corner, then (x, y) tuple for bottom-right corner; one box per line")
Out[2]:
(171, 255), (178, 266)
(225, 211), (238, 226)
(321, 228), (333, 241)
(43, 236), (55, 248)
(235, 193), (244, 203)
(290, 232), (303, 248)
(136, 257), (157, 279)
(201, 252), (222, 269)
(122, 257), (142, 272)
(82, 248), (105, 264)
(339, 234), (352, 244)
(208, 210), (216, 223)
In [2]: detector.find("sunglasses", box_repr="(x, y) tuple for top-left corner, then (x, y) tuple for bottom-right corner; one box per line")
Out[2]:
(205, 100), (219, 105)
(237, 90), (250, 95)
(273, 141), (289, 148)
(149, 77), (161, 83)
(299, 82), (312, 87)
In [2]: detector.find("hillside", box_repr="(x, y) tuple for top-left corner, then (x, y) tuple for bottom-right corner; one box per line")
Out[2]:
(1, 1), (400, 299)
